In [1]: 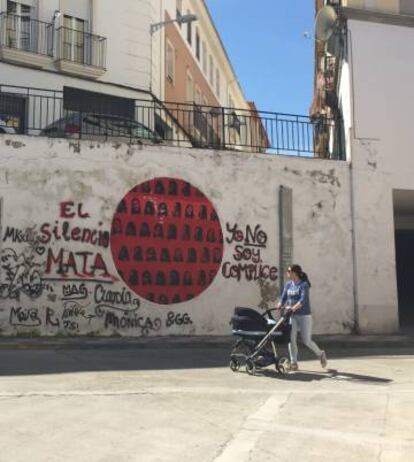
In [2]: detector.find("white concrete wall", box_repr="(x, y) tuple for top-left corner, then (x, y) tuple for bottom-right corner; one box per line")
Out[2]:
(0, 136), (353, 337)
(0, 63), (151, 101)
(346, 19), (414, 332)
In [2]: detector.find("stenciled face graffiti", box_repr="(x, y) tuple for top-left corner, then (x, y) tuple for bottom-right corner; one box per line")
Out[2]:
(110, 177), (224, 305)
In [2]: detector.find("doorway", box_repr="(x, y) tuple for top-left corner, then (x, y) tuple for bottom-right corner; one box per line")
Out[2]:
(393, 189), (414, 329)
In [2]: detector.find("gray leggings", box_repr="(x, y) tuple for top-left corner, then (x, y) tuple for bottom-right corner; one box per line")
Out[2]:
(288, 314), (322, 363)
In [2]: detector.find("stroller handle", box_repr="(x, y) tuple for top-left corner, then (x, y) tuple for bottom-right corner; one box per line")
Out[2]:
(261, 308), (277, 320)
(261, 307), (292, 321)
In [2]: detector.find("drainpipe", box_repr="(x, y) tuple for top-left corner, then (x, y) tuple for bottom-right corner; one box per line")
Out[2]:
(348, 140), (360, 334)
(347, 24), (360, 333)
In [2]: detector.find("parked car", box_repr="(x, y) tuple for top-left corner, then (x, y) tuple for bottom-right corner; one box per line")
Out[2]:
(0, 115), (19, 134)
(40, 113), (163, 144)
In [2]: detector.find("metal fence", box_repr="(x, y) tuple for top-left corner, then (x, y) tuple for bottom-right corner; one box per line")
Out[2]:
(0, 84), (344, 158)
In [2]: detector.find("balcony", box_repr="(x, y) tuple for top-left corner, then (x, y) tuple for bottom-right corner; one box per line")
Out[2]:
(55, 27), (107, 79)
(0, 13), (53, 67)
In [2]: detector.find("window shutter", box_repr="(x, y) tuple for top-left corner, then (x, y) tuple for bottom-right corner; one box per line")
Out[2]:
(63, 0), (91, 21)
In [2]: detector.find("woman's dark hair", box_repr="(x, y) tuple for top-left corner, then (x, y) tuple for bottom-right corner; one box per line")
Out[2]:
(290, 264), (311, 287)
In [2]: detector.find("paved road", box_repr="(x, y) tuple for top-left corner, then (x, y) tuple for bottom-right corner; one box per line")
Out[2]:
(0, 339), (412, 462)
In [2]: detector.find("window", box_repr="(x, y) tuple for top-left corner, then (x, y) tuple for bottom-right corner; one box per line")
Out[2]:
(0, 92), (26, 134)
(186, 72), (194, 103)
(195, 28), (200, 60)
(63, 15), (86, 64)
(6, 1), (31, 51)
(63, 87), (135, 119)
(202, 42), (207, 74)
(186, 10), (192, 45)
(166, 40), (175, 83)
(209, 55), (214, 85)
(215, 68), (220, 98)
(400, 0), (414, 15)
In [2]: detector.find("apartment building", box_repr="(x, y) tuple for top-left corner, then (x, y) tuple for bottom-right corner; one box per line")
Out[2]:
(311, 0), (414, 331)
(0, 0), (161, 132)
(0, 0), (263, 151)
(155, 0), (264, 150)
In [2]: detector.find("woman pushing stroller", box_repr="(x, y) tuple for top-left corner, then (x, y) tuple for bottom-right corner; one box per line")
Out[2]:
(276, 264), (327, 371)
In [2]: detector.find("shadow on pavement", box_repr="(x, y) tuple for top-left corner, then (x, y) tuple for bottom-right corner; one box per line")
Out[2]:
(0, 346), (231, 376)
(258, 367), (392, 384)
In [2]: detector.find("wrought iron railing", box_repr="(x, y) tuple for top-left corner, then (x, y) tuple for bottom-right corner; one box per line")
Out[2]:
(0, 84), (344, 158)
(56, 27), (106, 69)
(0, 13), (53, 56)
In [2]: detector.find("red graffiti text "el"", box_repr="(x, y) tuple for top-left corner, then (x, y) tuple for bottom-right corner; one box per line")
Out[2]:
(60, 201), (90, 219)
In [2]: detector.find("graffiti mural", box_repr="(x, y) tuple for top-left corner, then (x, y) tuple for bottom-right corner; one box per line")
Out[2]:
(110, 177), (224, 305)
(0, 176), (282, 337)
(222, 223), (278, 282)
(0, 193), (206, 336)
(39, 201), (115, 282)
(0, 248), (45, 300)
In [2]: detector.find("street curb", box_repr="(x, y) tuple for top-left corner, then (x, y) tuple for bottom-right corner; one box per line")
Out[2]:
(0, 334), (412, 350)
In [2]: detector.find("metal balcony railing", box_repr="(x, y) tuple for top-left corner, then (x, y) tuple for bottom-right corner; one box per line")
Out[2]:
(56, 26), (106, 69)
(0, 84), (344, 159)
(0, 13), (53, 56)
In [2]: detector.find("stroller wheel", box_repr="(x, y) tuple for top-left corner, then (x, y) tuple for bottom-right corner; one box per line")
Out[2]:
(229, 358), (240, 372)
(276, 357), (291, 374)
(245, 359), (256, 376)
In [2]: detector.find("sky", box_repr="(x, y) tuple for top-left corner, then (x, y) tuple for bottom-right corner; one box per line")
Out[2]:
(205, 0), (315, 116)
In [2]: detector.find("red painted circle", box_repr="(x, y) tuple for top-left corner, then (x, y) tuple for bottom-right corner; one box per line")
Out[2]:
(110, 177), (224, 305)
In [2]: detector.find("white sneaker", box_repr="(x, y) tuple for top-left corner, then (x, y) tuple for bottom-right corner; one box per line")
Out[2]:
(320, 351), (327, 368)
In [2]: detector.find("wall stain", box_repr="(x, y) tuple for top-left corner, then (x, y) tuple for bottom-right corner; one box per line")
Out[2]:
(69, 142), (81, 154)
(308, 168), (341, 187)
(283, 166), (301, 176)
(5, 139), (26, 149)
(310, 201), (324, 219)
(257, 278), (279, 310)
(360, 140), (379, 170)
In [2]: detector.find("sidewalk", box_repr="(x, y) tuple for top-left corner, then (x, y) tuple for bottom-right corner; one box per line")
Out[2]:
(0, 331), (413, 462)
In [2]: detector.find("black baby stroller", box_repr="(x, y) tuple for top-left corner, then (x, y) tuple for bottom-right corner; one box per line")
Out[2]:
(229, 307), (292, 376)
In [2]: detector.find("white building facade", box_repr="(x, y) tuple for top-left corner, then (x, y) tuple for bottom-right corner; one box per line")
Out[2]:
(315, 0), (414, 332)
(0, 0), (159, 96)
